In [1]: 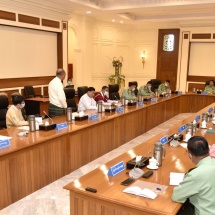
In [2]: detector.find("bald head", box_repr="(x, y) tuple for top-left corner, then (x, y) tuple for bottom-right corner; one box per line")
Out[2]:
(56, 68), (66, 81)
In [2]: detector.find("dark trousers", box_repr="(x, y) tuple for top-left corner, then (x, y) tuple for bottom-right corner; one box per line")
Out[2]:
(177, 199), (195, 215)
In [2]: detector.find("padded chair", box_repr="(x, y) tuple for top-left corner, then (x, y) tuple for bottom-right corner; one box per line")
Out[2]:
(65, 85), (74, 89)
(109, 84), (120, 100)
(150, 79), (162, 92)
(64, 88), (77, 112)
(0, 94), (9, 129)
(128, 81), (138, 96)
(77, 86), (88, 99)
(24, 85), (42, 98)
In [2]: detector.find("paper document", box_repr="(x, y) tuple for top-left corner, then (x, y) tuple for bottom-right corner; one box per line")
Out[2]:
(169, 172), (185, 185)
(180, 143), (187, 149)
(18, 126), (30, 131)
(0, 135), (12, 141)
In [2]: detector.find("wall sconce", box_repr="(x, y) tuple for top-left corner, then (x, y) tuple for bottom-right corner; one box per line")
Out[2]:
(140, 51), (146, 68)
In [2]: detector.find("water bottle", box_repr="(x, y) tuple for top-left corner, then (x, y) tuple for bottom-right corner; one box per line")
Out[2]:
(97, 101), (103, 113)
(67, 107), (72, 122)
(121, 96), (125, 106)
(154, 142), (166, 166)
(28, 115), (36, 132)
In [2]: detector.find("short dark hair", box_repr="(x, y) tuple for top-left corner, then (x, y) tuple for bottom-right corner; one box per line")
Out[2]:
(12, 95), (24, 105)
(88, 87), (95, 92)
(102, 86), (108, 90)
(209, 80), (215, 84)
(165, 80), (170, 83)
(147, 81), (152, 85)
(56, 68), (65, 76)
(129, 82), (136, 87)
(187, 136), (209, 156)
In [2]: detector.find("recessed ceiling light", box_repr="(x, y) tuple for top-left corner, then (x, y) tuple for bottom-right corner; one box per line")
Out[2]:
(86, 11), (91, 14)
(120, 21), (124, 23)
(112, 19), (115, 22)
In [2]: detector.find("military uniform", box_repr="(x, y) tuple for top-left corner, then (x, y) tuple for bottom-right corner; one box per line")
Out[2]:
(138, 85), (153, 96)
(158, 83), (170, 93)
(204, 85), (215, 94)
(172, 156), (215, 215)
(121, 88), (136, 100)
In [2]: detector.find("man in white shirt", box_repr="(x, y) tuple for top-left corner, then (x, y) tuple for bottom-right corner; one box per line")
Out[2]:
(78, 87), (97, 112)
(6, 95), (29, 128)
(48, 68), (67, 117)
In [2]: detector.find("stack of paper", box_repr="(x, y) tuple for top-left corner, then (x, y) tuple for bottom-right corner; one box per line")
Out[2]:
(169, 172), (185, 185)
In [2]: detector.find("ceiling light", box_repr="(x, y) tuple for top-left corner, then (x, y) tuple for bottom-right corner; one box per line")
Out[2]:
(86, 11), (91, 14)
(112, 19), (115, 22)
(120, 21), (124, 23)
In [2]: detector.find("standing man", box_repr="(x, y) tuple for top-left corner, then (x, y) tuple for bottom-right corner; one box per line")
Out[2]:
(48, 68), (67, 117)
(158, 80), (171, 94)
(138, 81), (155, 97)
(172, 136), (215, 215)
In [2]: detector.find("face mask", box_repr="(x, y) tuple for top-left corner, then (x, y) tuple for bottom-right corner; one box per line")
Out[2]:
(104, 91), (108, 96)
(165, 83), (168, 87)
(148, 86), (151, 89)
(132, 88), (135, 91)
(21, 103), (25, 108)
(68, 81), (71, 85)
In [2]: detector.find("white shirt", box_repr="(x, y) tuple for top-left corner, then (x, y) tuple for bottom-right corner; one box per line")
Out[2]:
(78, 93), (97, 112)
(48, 77), (67, 108)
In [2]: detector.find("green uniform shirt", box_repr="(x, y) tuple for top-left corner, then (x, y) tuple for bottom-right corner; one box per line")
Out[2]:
(172, 156), (215, 215)
(158, 83), (170, 93)
(121, 87), (136, 100)
(138, 85), (152, 96)
(204, 85), (215, 94)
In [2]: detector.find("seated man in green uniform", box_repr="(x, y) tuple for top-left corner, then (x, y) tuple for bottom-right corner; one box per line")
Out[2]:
(121, 82), (137, 100)
(172, 136), (215, 215)
(158, 80), (170, 94)
(138, 81), (155, 97)
(204, 80), (215, 94)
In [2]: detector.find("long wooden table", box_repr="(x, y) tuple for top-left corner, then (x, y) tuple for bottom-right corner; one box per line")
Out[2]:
(64, 102), (215, 215)
(0, 94), (215, 209)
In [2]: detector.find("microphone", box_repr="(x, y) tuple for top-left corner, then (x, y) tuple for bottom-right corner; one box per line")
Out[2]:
(43, 111), (54, 125)
(114, 95), (119, 100)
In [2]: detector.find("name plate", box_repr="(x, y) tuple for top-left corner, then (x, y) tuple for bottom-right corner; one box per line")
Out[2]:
(90, 114), (99, 121)
(208, 107), (213, 113)
(201, 91), (208, 95)
(116, 107), (124, 113)
(151, 98), (156, 103)
(0, 139), (10, 149)
(158, 136), (168, 145)
(195, 115), (200, 122)
(56, 122), (67, 130)
(178, 124), (186, 133)
(177, 91), (182, 95)
(138, 101), (143, 107)
(108, 161), (125, 176)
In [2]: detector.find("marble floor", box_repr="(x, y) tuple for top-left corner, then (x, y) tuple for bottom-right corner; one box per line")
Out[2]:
(0, 113), (193, 215)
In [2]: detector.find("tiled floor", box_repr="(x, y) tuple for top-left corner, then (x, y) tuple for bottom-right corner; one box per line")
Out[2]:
(0, 113), (193, 215)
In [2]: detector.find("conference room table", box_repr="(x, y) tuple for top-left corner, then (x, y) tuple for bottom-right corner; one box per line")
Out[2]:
(0, 93), (215, 209)
(64, 100), (215, 215)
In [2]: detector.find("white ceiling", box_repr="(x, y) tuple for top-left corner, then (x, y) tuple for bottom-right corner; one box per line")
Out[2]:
(3, 0), (215, 25)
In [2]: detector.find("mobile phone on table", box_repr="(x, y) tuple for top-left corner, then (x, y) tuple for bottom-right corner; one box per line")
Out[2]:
(120, 177), (135, 186)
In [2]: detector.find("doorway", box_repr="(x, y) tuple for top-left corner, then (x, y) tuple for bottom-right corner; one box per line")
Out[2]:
(156, 29), (180, 91)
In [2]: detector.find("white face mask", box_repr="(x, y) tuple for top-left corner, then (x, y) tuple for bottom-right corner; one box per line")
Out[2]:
(165, 83), (168, 87)
(132, 88), (135, 91)
(104, 91), (108, 96)
(148, 86), (152, 89)
(21, 103), (25, 108)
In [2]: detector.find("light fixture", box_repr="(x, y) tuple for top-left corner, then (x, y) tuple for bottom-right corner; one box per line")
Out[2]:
(86, 11), (91, 14)
(140, 51), (146, 68)
(112, 19), (115, 22)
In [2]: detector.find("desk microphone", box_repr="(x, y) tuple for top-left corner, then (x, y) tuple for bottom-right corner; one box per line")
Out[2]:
(43, 111), (54, 124)
(114, 95), (119, 101)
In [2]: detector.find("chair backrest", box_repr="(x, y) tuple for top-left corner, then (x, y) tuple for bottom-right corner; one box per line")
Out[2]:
(128, 81), (138, 96)
(64, 88), (77, 112)
(24, 85), (35, 98)
(150, 79), (162, 92)
(109, 84), (120, 100)
(0, 94), (9, 129)
(77, 86), (88, 99)
(65, 85), (74, 88)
